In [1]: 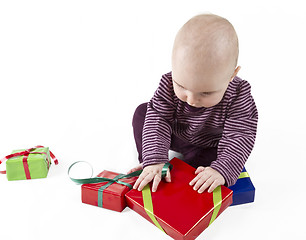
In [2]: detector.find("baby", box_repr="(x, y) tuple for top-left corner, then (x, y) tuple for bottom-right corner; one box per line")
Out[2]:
(128, 14), (258, 194)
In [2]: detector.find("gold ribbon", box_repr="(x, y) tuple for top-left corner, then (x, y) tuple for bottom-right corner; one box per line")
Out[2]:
(238, 171), (250, 179)
(142, 184), (223, 233)
(142, 184), (166, 233)
(208, 185), (222, 226)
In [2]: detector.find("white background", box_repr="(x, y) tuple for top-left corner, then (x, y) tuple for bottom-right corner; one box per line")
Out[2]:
(1, 1), (305, 239)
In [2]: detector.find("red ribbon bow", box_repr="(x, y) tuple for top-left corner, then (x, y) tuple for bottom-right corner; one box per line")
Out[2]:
(0, 145), (58, 179)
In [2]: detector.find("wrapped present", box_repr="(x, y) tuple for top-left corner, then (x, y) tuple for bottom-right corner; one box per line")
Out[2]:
(125, 158), (233, 240)
(68, 162), (141, 212)
(0, 145), (58, 181)
(229, 167), (255, 206)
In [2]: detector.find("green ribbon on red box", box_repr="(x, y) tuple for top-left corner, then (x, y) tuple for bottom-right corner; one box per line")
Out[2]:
(68, 161), (172, 208)
(0, 145), (58, 179)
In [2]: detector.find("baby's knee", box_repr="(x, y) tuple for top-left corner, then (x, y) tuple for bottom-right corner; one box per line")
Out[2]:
(132, 102), (148, 126)
(134, 103), (147, 118)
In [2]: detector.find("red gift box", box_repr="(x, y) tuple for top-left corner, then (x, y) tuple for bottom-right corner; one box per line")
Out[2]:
(125, 158), (233, 240)
(81, 170), (138, 212)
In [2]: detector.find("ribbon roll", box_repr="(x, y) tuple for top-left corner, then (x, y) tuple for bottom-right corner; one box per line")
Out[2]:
(68, 161), (142, 208)
(68, 161), (173, 208)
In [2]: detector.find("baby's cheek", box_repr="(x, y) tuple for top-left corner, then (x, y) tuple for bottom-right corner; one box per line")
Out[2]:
(179, 94), (187, 102)
(214, 94), (224, 105)
(174, 90), (186, 102)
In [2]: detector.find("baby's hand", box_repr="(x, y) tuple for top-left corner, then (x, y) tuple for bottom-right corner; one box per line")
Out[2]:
(189, 166), (225, 193)
(127, 164), (142, 174)
(132, 163), (171, 192)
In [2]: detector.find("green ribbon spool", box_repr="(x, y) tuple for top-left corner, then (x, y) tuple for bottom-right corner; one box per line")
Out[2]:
(68, 161), (142, 185)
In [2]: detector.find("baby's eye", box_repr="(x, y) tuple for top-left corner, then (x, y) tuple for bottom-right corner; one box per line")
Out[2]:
(201, 92), (211, 96)
(176, 83), (185, 89)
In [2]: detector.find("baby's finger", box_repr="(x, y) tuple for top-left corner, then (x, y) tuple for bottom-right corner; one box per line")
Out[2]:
(127, 168), (135, 174)
(133, 171), (149, 190)
(207, 180), (221, 193)
(193, 175), (209, 191)
(198, 177), (214, 193)
(195, 166), (205, 174)
(189, 174), (201, 186)
(137, 173), (154, 191)
(127, 164), (142, 174)
(152, 174), (162, 192)
(164, 170), (171, 183)
(190, 170), (207, 186)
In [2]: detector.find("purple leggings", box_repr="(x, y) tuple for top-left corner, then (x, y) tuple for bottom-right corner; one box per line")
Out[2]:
(132, 103), (218, 169)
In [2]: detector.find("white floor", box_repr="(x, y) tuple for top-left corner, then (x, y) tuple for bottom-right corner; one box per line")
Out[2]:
(1, 1), (306, 239)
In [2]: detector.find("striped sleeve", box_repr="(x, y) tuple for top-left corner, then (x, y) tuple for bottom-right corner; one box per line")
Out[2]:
(142, 73), (176, 168)
(210, 80), (258, 187)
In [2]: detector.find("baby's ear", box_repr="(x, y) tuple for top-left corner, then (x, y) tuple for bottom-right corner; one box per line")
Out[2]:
(230, 66), (241, 81)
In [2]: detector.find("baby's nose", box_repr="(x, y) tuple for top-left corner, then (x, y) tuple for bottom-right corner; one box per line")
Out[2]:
(186, 92), (199, 106)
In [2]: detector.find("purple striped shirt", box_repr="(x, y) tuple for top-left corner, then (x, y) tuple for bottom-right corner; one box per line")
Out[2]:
(142, 72), (258, 186)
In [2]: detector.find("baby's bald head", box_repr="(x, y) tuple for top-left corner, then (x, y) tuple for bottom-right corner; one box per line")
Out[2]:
(172, 14), (239, 80)
(171, 14), (241, 108)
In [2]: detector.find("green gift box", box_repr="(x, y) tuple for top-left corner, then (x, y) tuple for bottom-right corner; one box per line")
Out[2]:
(0, 146), (58, 181)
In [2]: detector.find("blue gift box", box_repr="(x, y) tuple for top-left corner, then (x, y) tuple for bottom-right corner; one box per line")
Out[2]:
(229, 167), (255, 206)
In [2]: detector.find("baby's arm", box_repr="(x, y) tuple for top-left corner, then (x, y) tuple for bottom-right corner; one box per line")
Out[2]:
(132, 163), (171, 192)
(210, 80), (258, 186)
(189, 167), (225, 193)
(130, 74), (174, 192)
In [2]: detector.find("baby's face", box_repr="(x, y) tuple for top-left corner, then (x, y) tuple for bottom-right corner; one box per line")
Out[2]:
(172, 56), (236, 108)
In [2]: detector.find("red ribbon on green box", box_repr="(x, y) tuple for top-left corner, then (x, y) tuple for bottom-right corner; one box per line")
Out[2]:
(0, 145), (58, 179)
